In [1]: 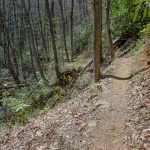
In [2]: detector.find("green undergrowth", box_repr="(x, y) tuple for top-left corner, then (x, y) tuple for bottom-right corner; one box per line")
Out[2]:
(0, 58), (91, 126)
(1, 78), (70, 125)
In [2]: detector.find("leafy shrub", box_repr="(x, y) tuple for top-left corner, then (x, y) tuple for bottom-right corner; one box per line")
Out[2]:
(3, 97), (30, 124)
(141, 23), (150, 36)
(29, 87), (50, 109)
(90, 83), (103, 93)
(53, 86), (66, 100)
(133, 0), (150, 21)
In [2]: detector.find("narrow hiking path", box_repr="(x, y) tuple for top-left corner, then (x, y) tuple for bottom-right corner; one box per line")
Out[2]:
(0, 54), (134, 150)
(90, 55), (133, 150)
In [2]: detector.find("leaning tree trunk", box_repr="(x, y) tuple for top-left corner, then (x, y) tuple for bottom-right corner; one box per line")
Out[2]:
(106, 0), (115, 61)
(45, 0), (60, 78)
(93, 0), (103, 82)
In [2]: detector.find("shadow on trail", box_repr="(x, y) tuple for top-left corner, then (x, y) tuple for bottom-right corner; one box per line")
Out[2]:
(102, 74), (133, 80)
(102, 66), (150, 81)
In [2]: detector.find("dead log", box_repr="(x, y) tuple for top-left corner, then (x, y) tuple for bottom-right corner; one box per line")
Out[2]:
(80, 59), (93, 75)
(113, 37), (121, 46)
(113, 31), (133, 48)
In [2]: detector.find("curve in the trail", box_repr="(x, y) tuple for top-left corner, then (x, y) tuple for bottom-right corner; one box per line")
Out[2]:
(91, 56), (133, 150)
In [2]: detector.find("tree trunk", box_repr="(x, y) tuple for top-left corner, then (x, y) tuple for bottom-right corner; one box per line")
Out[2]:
(21, 0), (48, 84)
(45, 0), (60, 78)
(106, 0), (115, 61)
(70, 0), (74, 62)
(27, 30), (38, 80)
(37, 0), (50, 62)
(0, 9), (20, 85)
(93, 0), (103, 82)
(58, 0), (70, 62)
(19, 13), (26, 81)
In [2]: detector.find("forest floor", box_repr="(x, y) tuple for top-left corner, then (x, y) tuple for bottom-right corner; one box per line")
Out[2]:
(0, 50), (150, 150)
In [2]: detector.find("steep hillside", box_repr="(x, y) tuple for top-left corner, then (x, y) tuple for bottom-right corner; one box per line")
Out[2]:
(1, 39), (150, 150)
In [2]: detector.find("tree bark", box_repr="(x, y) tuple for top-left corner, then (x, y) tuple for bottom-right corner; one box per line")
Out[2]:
(21, 0), (48, 84)
(37, 0), (50, 62)
(19, 13), (26, 81)
(106, 0), (115, 61)
(70, 0), (74, 62)
(0, 8), (20, 84)
(45, 0), (60, 78)
(27, 30), (38, 80)
(93, 0), (103, 82)
(58, 0), (70, 62)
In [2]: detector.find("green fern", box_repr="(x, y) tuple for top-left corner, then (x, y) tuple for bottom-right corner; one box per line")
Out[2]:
(133, 0), (150, 21)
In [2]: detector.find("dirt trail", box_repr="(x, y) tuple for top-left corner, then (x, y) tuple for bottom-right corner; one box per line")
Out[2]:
(0, 55), (134, 150)
(91, 55), (133, 150)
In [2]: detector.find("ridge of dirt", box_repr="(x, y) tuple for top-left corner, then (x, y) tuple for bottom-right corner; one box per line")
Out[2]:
(0, 53), (145, 150)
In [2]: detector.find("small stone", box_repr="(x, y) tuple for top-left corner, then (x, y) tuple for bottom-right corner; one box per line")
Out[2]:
(88, 120), (97, 128)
